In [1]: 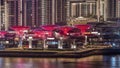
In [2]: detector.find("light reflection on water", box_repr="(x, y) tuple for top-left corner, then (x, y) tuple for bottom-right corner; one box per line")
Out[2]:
(0, 55), (120, 68)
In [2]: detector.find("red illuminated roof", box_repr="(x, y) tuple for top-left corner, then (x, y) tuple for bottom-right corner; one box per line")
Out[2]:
(0, 31), (7, 35)
(33, 29), (52, 39)
(40, 25), (59, 31)
(74, 24), (91, 29)
(0, 31), (7, 38)
(74, 24), (91, 35)
(31, 27), (44, 32)
(58, 26), (74, 31)
(55, 26), (75, 35)
(11, 26), (30, 31)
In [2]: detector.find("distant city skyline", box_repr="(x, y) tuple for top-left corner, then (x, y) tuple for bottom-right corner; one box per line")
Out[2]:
(1, 0), (67, 30)
(0, 0), (120, 30)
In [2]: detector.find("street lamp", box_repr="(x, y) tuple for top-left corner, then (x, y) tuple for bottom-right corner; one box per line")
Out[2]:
(28, 36), (33, 48)
(43, 38), (47, 49)
(58, 37), (63, 49)
(71, 39), (76, 49)
(84, 35), (88, 45)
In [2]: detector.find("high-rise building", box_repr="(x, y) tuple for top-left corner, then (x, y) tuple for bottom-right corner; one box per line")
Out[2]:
(3, 0), (120, 30)
(66, 0), (98, 24)
(106, 0), (120, 21)
(4, 0), (19, 30)
(107, 0), (116, 18)
(96, 0), (107, 22)
(4, 0), (67, 30)
(0, 0), (5, 30)
(67, 0), (96, 17)
(116, 0), (120, 18)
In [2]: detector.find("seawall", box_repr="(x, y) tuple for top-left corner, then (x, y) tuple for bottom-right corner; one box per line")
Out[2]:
(0, 48), (119, 58)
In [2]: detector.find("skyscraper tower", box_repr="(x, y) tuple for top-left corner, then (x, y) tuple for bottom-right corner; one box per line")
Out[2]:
(0, 0), (5, 30)
(67, 0), (96, 17)
(116, 0), (120, 18)
(107, 0), (116, 18)
(105, 0), (120, 21)
(4, 0), (67, 30)
(4, 0), (19, 30)
(67, 0), (97, 24)
(96, 0), (107, 22)
(66, 0), (110, 22)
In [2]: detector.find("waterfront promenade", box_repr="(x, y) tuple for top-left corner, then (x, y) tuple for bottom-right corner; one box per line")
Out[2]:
(0, 45), (118, 58)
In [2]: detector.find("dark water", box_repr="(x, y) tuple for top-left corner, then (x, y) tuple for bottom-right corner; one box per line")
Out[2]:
(1, 55), (120, 68)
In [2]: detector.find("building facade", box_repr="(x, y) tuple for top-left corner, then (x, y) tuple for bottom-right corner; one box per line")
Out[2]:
(3, 0), (67, 30)
(0, 0), (5, 30)
(2, 0), (120, 30)
(67, 0), (96, 18)
(116, 0), (120, 18)
(66, 0), (109, 22)
(106, 0), (120, 21)
(107, 0), (116, 18)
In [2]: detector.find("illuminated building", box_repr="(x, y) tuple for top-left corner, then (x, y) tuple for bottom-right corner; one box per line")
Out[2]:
(3, 0), (120, 31)
(107, 0), (117, 18)
(68, 0), (96, 17)
(116, 0), (120, 18)
(0, 0), (5, 30)
(67, 0), (107, 22)
(67, 0), (97, 19)
(107, 0), (120, 19)
(3, 0), (67, 30)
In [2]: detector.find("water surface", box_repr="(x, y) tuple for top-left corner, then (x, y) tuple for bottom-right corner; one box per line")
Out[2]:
(0, 55), (120, 68)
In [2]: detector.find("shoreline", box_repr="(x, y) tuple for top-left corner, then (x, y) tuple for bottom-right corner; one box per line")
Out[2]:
(0, 48), (119, 58)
